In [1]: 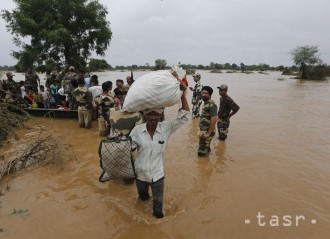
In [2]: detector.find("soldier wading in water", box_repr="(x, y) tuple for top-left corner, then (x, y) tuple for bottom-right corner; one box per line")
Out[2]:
(198, 86), (218, 156)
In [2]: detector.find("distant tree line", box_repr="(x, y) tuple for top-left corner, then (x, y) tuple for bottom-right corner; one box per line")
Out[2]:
(2, 53), (330, 80)
(0, 65), (15, 71)
(2, 59), (330, 75)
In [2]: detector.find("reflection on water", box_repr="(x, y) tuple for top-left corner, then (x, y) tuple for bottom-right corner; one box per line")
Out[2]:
(1, 71), (330, 239)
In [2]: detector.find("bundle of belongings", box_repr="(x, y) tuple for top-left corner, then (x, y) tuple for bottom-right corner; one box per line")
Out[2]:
(99, 134), (135, 182)
(123, 66), (186, 112)
(99, 66), (186, 182)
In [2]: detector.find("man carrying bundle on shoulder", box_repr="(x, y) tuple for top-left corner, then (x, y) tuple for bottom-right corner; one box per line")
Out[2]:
(129, 82), (190, 219)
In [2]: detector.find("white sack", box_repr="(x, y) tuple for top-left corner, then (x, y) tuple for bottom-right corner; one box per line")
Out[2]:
(123, 70), (182, 112)
(171, 65), (186, 80)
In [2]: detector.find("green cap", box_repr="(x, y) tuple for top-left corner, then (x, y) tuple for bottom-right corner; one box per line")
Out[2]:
(217, 84), (228, 91)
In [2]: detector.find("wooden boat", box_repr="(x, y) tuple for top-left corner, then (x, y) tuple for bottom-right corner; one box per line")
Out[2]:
(24, 108), (78, 118)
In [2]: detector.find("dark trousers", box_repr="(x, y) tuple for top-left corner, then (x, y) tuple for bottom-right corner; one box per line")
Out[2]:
(136, 178), (164, 217)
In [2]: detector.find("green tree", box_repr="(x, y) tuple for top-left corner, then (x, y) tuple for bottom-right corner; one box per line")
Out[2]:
(224, 63), (231, 69)
(2, 0), (112, 73)
(240, 63), (246, 72)
(154, 59), (167, 70)
(291, 45), (321, 79)
(88, 58), (111, 71)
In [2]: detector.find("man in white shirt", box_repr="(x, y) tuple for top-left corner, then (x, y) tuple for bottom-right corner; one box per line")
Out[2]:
(88, 75), (103, 119)
(88, 75), (103, 99)
(129, 86), (190, 218)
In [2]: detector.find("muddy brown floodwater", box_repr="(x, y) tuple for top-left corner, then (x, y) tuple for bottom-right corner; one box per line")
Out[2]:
(1, 71), (330, 239)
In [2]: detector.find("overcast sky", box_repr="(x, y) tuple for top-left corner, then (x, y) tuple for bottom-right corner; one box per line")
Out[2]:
(1, 0), (330, 67)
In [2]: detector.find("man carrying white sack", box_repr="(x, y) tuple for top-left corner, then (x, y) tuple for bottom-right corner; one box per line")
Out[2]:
(129, 83), (190, 218)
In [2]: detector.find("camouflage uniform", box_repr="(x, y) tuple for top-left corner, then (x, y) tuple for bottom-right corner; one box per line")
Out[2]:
(199, 99), (218, 155)
(109, 108), (143, 136)
(94, 92), (116, 136)
(2, 79), (18, 95)
(25, 72), (40, 92)
(62, 72), (77, 109)
(45, 71), (59, 88)
(217, 95), (239, 140)
(73, 86), (92, 128)
(192, 82), (203, 118)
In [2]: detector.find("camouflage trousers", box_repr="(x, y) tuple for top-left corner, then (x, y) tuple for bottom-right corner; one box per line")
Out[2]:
(217, 118), (230, 140)
(192, 101), (202, 118)
(198, 130), (215, 155)
(67, 93), (74, 109)
(78, 106), (92, 128)
(26, 84), (38, 92)
(98, 117), (110, 136)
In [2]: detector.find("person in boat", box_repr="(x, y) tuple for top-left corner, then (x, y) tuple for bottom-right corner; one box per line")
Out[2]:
(25, 68), (40, 92)
(129, 83), (190, 218)
(39, 85), (50, 109)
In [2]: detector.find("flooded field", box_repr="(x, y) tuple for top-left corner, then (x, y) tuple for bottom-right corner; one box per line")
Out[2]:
(1, 70), (330, 239)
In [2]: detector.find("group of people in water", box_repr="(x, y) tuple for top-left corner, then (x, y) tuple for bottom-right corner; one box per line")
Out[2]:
(0, 66), (239, 219)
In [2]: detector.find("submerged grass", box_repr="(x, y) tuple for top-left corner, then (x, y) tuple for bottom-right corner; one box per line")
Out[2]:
(0, 103), (29, 143)
(0, 127), (75, 181)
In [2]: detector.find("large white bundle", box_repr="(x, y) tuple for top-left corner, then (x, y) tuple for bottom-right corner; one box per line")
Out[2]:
(123, 70), (182, 112)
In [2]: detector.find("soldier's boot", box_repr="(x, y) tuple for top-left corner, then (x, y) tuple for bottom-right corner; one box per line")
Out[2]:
(218, 134), (227, 141)
(153, 200), (164, 218)
(198, 146), (210, 156)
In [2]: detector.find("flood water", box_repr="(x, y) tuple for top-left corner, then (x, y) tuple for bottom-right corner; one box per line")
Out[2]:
(1, 70), (330, 239)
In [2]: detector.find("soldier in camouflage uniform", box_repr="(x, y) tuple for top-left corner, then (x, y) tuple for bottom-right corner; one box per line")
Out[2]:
(189, 73), (203, 118)
(25, 68), (40, 92)
(45, 71), (59, 89)
(62, 66), (77, 109)
(94, 81), (116, 136)
(3, 72), (19, 95)
(198, 86), (218, 155)
(217, 84), (240, 141)
(73, 75), (93, 128)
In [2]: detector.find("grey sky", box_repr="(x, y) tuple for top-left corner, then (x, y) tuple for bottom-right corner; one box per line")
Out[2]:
(1, 0), (329, 67)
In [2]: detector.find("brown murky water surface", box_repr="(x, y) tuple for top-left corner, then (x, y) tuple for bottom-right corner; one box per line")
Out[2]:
(1, 71), (330, 239)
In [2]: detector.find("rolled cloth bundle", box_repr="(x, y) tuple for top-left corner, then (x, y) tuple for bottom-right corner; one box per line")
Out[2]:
(123, 70), (184, 112)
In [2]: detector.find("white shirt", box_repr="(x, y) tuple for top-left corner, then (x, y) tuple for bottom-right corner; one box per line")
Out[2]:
(20, 86), (26, 98)
(40, 91), (49, 100)
(129, 109), (191, 182)
(58, 87), (65, 96)
(89, 85), (102, 100)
